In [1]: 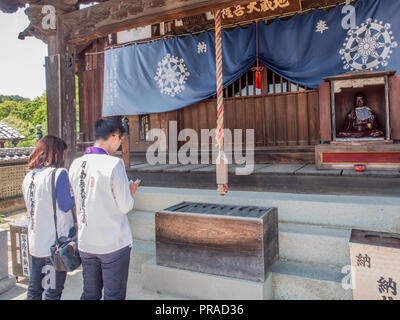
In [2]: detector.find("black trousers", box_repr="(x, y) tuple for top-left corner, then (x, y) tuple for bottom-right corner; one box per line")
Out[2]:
(79, 245), (131, 300)
(27, 256), (67, 300)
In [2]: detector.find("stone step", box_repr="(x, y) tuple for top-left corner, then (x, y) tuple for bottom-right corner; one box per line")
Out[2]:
(129, 211), (155, 242)
(129, 212), (351, 268)
(0, 276), (16, 296)
(141, 258), (352, 300)
(132, 187), (400, 233)
(128, 187), (390, 300)
(270, 260), (352, 300)
(279, 223), (351, 267)
(130, 240), (156, 273)
(142, 257), (273, 300)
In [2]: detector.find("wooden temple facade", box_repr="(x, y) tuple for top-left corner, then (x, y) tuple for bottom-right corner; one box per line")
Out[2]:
(3, 0), (400, 302)
(0, 0), (362, 168)
(79, 36), (320, 163)
(1, 0), (400, 170)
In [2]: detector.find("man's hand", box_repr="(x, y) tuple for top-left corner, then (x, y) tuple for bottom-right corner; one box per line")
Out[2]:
(129, 182), (137, 196)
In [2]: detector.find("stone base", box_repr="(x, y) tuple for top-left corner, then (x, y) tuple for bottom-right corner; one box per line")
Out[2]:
(0, 275), (16, 295)
(0, 229), (15, 295)
(142, 258), (273, 300)
(0, 230), (9, 279)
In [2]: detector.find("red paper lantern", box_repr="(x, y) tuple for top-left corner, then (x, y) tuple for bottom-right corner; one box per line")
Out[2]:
(255, 71), (262, 89)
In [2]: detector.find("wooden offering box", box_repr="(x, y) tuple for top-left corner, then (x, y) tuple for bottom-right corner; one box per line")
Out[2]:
(155, 202), (278, 282)
(349, 229), (400, 300)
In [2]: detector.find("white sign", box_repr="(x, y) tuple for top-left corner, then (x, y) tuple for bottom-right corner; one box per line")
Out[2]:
(20, 234), (30, 277)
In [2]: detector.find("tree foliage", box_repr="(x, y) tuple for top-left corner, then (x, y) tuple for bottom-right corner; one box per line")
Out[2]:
(1, 76), (81, 147)
(0, 93), (48, 147)
(0, 95), (29, 103)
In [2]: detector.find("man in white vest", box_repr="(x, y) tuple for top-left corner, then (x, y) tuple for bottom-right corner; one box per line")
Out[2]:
(69, 118), (137, 300)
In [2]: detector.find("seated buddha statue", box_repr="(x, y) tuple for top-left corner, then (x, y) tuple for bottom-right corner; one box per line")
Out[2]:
(337, 92), (385, 139)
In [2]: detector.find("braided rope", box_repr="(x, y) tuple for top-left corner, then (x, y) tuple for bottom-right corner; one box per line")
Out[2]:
(215, 9), (228, 196)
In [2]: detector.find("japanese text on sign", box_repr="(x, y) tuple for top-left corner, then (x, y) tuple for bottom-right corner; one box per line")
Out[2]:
(356, 253), (371, 268)
(378, 277), (397, 300)
(221, 0), (302, 24)
(21, 234), (30, 277)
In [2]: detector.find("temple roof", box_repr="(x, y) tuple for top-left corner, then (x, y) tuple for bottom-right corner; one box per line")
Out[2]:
(0, 0), (356, 45)
(0, 147), (33, 163)
(0, 121), (25, 144)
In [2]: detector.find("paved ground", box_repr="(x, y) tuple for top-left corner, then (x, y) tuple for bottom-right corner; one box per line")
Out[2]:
(0, 209), (180, 300)
(0, 268), (180, 300)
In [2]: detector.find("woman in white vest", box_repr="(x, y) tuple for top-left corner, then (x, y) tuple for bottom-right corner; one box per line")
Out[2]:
(22, 135), (75, 300)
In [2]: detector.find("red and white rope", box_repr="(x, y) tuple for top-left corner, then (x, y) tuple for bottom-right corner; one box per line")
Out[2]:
(215, 9), (228, 196)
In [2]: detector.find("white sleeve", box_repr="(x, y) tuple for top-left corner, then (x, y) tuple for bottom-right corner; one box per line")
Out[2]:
(111, 159), (134, 214)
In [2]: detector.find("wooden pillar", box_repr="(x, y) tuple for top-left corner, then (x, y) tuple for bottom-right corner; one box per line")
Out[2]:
(319, 82), (332, 142)
(45, 16), (77, 168)
(45, 35), (60, 138)
(389, 75), (400, 141)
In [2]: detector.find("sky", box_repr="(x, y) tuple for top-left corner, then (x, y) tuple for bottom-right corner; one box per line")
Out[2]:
(0, 8), (47, 100)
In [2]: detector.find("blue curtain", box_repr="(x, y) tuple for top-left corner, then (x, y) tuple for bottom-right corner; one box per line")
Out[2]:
(103, 0), (400, 116)
(103, 24), (255, 116)
(257, 0), (400, 89)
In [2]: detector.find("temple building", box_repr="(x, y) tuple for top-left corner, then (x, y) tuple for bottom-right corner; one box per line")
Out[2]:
(0, 122), (25, 148)
(1, 0), (400, 300)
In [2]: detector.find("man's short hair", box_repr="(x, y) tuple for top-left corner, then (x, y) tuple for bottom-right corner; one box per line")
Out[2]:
(94, 118), (125, 141)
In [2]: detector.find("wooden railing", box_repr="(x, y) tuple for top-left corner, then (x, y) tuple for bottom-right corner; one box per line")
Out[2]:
(180, 89), (319, 148)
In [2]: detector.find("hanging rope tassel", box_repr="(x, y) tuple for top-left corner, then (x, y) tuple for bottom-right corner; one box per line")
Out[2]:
(215, 9), (228, 196)
(251, 21), (264, 90)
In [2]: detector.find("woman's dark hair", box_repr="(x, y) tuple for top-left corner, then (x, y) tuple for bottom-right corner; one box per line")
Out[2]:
(94, 118), (125, 141)
(28, 135), (68, 170)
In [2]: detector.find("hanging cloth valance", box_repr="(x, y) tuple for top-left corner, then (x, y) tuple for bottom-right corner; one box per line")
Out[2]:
(102, 24), (255, 116)
(103, 0), (400, 116)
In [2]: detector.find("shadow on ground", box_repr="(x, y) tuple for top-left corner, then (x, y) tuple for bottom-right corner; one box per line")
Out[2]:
(0, 267), (180, 300)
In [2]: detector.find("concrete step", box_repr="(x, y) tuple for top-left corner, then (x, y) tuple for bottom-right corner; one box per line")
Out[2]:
(270, 260), (352, 300)
(0, 276), (16, 296)
(129, 211), (155, 242)
(142, 257), (273, 300)
(279, 223), (351, 268)
(129, 212), (351, 268)
(141, 258), (352, 300)
(132, 187), (400, 233)
(131, 240), (156, 273)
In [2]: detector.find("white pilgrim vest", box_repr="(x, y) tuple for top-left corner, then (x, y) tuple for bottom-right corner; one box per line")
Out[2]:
(22, 167), (75, 258)
(69, 154), (134, 254)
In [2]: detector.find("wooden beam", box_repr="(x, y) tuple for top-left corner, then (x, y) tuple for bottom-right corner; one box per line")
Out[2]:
(62, 0), (258, 44)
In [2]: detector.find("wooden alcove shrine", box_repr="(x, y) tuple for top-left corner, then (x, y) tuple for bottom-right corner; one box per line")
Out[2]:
(316, 70), (400, 170)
